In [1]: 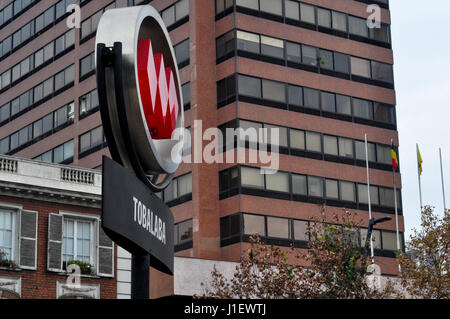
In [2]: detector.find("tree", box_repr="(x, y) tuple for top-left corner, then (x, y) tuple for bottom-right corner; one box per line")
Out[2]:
(397, 206), (449, 299)
(201, 208), (398, 299)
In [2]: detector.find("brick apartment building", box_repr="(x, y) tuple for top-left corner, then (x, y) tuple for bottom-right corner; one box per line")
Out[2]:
(0, 0), (403, 297)
(0, 155), (115, 298)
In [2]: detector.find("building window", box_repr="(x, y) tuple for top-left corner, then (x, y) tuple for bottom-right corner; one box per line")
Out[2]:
(336, 94), (351, 115)
(293, 220), (308, 241)
(0, 207), (38, 270)
(286, 42), (301, 64)
(326, 179), (339, 199)
(355, 140), (376, 162)
(348, 16), (368, 37)
(369, 24), (390, 43)
(302, 45), (317, 66)
(338, 137), (354, 158)
(63, 219), (92, 265)
(265, 171), (289, 193)
(261, 35), (284, 59)
(292, 174), (307, 195)
(0, 210), (14, 260)
(80, 52), (95, 79)
(374, 103), (394, 124)
(181, 82), (191, 110)
(267, 216), (289, 238)
(305, 131), (321, 152)
(34, 140), (74, 164)
(332, 11), (347, 32)
(358, 184), (379, 205)
(353, 98), (373, 120)
(308, 176), (323, 197)
(318, 49), (333, 70)
(80, 89), (99, 116)
(81, 2), (115, 40)
(162, 173), (192, 205)
(217, 74), (236, 105)
(43, 42), (54, 63)
(216, 0), (234, 14)
(351, 56), (371, 78)
(174, 219), (193, 247)
(317, 8), (331, 28)
(260, 0), (282, 16)
(300, 3), (315, 24)
(220, 214), (241, 242)
(237, 30), (260, 54)
(79, 126), (105, 154)
(285, 0), (299, 20)
(162, 0), (189, 28)
(324, 135), (338, 156)
(303, 88), (319, 109)
(381, 231), (399, 251)
(264, 123), (288, 147)
(262, 79), (285, 103)
(377, 144), (392, 165)
(241, 166), (264, 189)
(216, 30), (235, 60)
(174, 39), (190, 68)
(340, 181), (356, 202)
(321, 92), (336, 112)
(236, 0), (259, 10)
(288, 85), (302, 106)
(360, 228), (382, 249)
(334, 52), (350, 74)
(238, 75), (261, 98)
(371, 61), (393, 84)
(243, 214), (265, 236)
(48, 213), (113, 276)
(379, 187), (396, 208)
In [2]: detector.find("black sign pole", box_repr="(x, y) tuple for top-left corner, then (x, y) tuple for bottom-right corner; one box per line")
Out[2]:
(131, 255), (150, 299)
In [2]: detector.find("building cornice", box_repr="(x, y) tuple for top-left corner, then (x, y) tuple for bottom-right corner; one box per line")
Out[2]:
(0, 155), (102, 208)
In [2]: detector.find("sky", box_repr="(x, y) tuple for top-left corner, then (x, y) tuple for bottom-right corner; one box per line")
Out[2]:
(390, 0), (450, 238)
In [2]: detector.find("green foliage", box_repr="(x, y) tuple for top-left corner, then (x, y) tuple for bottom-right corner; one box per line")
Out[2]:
(397, 206), (449, 299)
(201, 208), (399, 299)
(67, 259), (94, 274)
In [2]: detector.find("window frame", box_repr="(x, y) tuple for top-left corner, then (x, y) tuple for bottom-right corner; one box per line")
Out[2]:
(60, 211), (99, 272)
(0, 207), (18, 263)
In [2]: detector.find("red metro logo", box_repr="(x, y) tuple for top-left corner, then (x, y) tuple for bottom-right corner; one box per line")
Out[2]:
(137, 39), (179, 140)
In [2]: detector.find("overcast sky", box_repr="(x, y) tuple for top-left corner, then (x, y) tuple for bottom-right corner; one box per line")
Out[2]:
(390, 0), (450, 238)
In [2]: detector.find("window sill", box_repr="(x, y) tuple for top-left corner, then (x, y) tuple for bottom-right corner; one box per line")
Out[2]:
(0, 266), (21, 272)
(57, 271), (101, 279)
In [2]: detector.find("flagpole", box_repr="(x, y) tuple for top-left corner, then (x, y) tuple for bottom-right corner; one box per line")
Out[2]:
(391, 139), (401, 273)
(365, 134), (374, 265)
(439, 148), (446, 211)
(417, 144), (423, 209)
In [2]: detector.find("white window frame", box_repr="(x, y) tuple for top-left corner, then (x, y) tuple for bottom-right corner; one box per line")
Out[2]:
(60, 211), (99, 273)
(0, 203), (22, 265)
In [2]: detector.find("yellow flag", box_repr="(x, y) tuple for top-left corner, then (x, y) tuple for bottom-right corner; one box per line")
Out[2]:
(417, 146), (423, 175)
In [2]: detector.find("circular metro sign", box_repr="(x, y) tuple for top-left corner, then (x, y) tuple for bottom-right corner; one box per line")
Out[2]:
(95, 5), (184, 191)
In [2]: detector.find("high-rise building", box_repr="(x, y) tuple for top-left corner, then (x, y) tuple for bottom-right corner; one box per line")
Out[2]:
(0, 0), (402, 288)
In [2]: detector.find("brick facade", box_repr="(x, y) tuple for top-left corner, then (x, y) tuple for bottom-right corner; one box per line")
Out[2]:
(0, 194), (116, 299)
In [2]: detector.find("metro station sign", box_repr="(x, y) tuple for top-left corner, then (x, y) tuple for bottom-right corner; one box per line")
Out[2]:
(95, 5), (184, 275)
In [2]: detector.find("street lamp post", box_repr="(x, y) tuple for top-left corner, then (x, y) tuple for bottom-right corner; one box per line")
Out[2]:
(361, 216), (392, 271)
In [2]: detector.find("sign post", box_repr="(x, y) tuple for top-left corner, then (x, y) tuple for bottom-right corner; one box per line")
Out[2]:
(95, 5), (184, 299)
